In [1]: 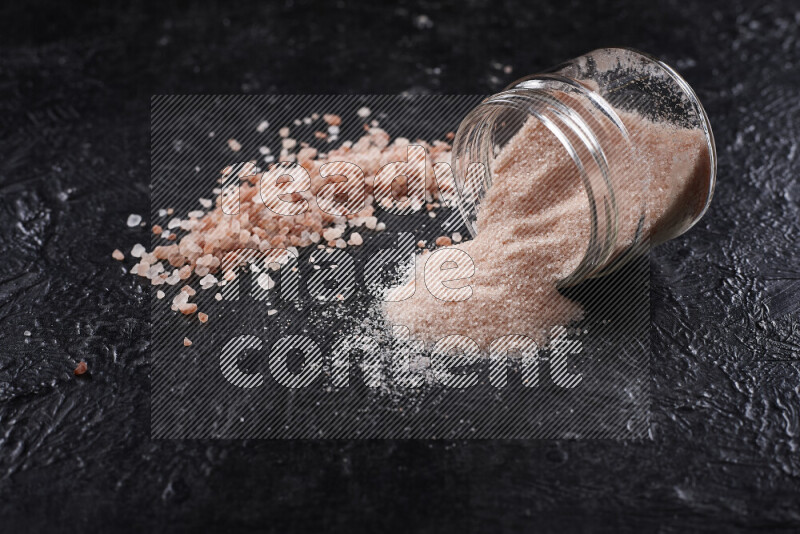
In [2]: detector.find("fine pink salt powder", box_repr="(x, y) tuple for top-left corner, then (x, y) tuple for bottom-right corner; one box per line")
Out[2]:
(382, 109), (709, 348)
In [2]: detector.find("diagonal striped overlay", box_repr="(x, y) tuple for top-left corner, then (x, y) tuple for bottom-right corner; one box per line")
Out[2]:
(150, 95), (650, 439)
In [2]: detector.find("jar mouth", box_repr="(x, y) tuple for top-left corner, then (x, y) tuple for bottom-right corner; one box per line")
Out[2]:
(452, 79), (627, 286)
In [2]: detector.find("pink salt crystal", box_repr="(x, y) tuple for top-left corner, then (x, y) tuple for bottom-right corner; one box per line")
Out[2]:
(348, 232), (363, 246)
(112, 249), (124, 261)
(181, 285), (196, 296)
(179, 303), (198, 315)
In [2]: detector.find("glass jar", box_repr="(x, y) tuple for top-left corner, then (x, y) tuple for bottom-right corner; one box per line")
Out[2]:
(451, 48), (716, 286)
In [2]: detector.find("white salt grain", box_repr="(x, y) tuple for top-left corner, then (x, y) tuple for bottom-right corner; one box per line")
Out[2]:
(127, 214), (142, 227)
(257, 273), (275, 291)
(348, 232), (363, 246)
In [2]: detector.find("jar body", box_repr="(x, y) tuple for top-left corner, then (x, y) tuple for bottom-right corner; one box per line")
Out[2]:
(452, 48), (716, 286)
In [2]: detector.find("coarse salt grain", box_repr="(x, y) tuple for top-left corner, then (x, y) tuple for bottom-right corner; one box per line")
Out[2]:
(228, 139), (242, 152)
(348, 232), (363, 246)
(179, 302), (198, 315)
(323, 114), (341, 126)
(256, 120), (269, 133)
(112, 249), (125, 261)
(257, 273), (275, 291)
(183, 337), (192, 347)
(127, 214), (142, 227)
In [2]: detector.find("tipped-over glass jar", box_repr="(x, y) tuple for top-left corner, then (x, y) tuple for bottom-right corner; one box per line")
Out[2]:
(452, 48), (716, 286)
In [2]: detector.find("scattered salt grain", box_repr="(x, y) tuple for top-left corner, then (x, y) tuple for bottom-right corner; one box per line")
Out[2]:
(131, 243), (145, 258)
(279, 127), (290, 138)
(348, 232), (363, 246)
(257, 273), (275, 291)
(156, 290), (165, 299)
(112, 249), (125, 261)
(323, 114), (341, 126)
(181, 285), (196, 296)
(74, 361), (88, 376)
(198, 312), (208, 323)
(256, 120), (269, 133)
(452, 232), (463, 243)
(183, 337), (192, 347)
(179, 302), (198, 315)
(127, 214), (142, 227)
(200, 274), (218, 289)
(356, 107), (371, 118)
(228, 138), (242, 152)
(199, 198), (213, 208)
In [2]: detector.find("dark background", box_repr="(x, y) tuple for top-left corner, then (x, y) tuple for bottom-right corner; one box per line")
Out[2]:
(1, 0), (799, 531)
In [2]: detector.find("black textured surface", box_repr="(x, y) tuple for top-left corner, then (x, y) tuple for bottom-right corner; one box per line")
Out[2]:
(1, 0), (799, 531)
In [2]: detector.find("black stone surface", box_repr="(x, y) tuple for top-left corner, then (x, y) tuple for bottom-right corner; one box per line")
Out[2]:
(1, 0), (798, 531)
